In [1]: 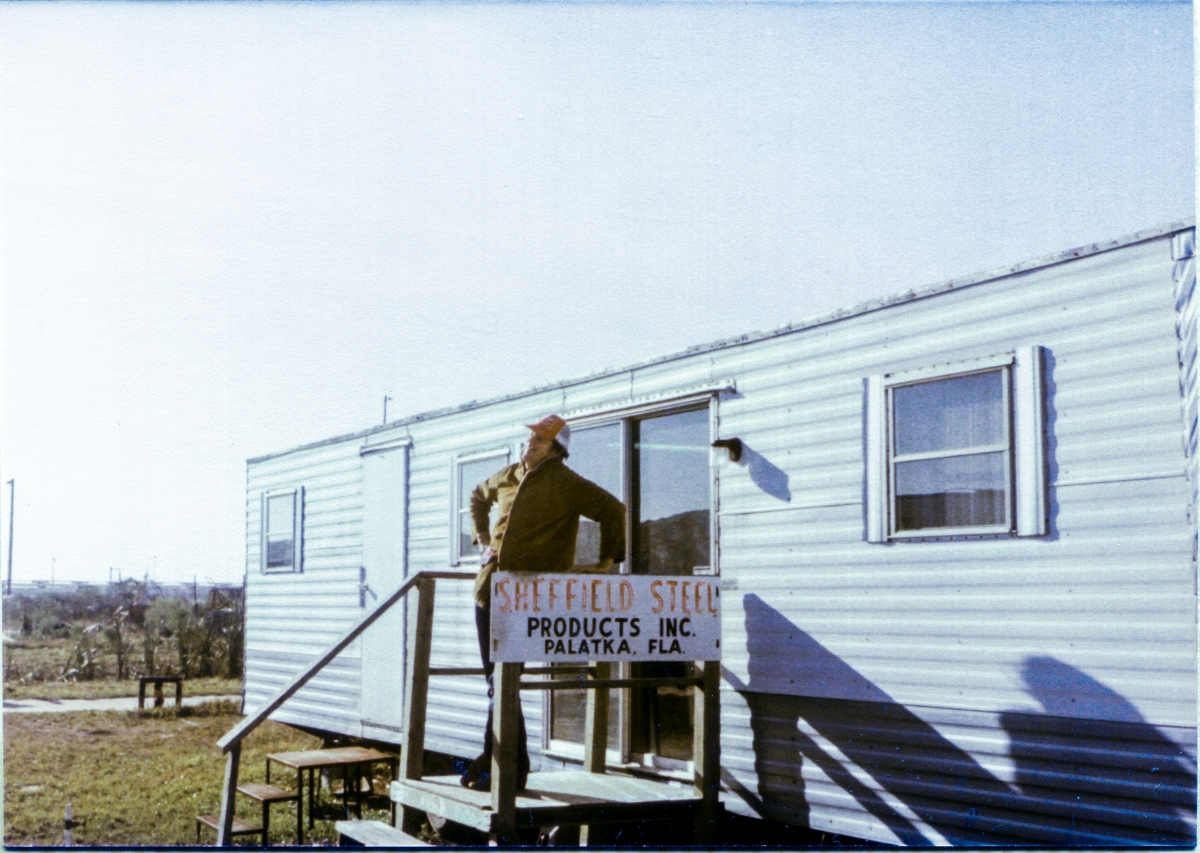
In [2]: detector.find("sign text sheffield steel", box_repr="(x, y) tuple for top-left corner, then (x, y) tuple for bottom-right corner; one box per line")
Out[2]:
(490, 573), (721, 662)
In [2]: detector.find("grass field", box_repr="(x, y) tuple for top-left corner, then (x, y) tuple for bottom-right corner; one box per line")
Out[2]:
(3, 705), (395, 846)
(3, 675), (242, 702)
(3, 636), (241, 701)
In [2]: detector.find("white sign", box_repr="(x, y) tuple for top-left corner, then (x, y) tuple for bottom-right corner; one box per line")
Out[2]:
(490, 573), (721, 662)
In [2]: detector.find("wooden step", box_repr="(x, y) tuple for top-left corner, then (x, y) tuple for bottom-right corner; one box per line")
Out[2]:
(195, 813), (263, 844)
(391, 770), (701, 835)
(335, 819), (430, 847)
(236, 782), (298, 804)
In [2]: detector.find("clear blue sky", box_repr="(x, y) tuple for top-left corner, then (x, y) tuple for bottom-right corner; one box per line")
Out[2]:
(1, 1), (1193, 584)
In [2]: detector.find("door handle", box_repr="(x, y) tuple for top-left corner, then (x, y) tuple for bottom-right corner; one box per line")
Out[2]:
(359, 566), (377, 607)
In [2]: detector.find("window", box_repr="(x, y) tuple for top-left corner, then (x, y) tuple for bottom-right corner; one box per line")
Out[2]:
(261, 488), (303, 573)
(866, 347), (1046, 541)
(451, 449), (511, 565)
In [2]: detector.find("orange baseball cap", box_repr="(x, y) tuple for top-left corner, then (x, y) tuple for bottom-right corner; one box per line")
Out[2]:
(525, 414), (571, 451)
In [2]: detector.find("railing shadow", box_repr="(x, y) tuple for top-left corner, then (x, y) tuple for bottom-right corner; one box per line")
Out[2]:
(731, 594), (1196, 846)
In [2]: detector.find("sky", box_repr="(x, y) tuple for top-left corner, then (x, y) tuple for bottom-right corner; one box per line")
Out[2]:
(0, 1), (1194, 586)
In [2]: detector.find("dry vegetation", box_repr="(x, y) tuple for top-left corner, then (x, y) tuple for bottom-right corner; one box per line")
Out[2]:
(3, 705), (396, 847)
(3, 636), (239, 701)
(4, 582), (243, 701)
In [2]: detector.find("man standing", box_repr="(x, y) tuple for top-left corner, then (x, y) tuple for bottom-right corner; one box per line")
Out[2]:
(461, 414), (626, 791)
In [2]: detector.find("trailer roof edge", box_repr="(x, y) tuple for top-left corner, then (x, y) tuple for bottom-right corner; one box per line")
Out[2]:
(248, 219), (1195, 465)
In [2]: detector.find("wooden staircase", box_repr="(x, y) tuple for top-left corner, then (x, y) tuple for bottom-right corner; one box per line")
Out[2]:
(214, 571), (719, 846)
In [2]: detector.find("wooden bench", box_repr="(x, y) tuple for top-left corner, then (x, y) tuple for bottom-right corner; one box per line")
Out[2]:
(138, 675), (183, 710)
(335, 819), (429, 847)
(195, 813), (263, 845)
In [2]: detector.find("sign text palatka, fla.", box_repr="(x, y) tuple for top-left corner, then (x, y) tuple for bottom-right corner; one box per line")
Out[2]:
(490, 573), (721, 663)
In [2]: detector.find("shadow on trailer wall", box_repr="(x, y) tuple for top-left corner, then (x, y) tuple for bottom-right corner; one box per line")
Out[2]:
(727, 595), (1196, 846)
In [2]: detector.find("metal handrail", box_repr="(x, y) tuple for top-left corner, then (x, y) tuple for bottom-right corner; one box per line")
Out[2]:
(217, 570), (475, 752)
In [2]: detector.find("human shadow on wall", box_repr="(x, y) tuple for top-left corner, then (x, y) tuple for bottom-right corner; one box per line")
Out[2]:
(735, 595), (1196, 845)
(999, 656), (1195, 845)
(736, 444), (791, 502)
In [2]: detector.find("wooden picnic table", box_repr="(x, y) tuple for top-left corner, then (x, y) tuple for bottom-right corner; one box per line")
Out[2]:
(265, 746), (397, 845)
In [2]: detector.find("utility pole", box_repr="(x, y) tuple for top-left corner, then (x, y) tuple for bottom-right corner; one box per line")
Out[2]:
(5, 479), (13, 595)
(383, 395), (392, 425)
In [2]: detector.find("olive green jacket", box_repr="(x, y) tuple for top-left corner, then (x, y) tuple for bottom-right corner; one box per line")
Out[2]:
(470, 457), (626, 606)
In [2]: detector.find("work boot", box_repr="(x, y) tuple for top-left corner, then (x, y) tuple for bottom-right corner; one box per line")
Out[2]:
(460, 755), (529, 793)
(460, 753), (490, 790)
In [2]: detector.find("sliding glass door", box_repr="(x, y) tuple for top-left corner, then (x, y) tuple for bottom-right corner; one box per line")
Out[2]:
(548, 406), (712, 767)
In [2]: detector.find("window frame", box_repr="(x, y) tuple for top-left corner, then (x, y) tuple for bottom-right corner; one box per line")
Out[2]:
(544, 395), (720, 771)
(449, 447), (512, 566)
(866, 347), (1046, 542)
(260, 487), (303, 574)
(887, 362), (1013, 539)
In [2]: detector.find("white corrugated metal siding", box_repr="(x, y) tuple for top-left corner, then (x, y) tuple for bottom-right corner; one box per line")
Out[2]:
(244, 223), (1196, 845)
(710, 231), (1196, 844)
(245, 438), (367, 736)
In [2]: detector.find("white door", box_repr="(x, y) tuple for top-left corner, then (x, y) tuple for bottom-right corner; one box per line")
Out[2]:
(360, 443), (409, 731)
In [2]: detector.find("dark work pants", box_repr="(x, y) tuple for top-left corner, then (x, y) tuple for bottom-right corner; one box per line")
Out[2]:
(474, 603), (530, 769)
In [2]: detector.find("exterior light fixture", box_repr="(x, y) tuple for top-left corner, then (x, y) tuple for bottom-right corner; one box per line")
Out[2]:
(711, 438), (743, 463)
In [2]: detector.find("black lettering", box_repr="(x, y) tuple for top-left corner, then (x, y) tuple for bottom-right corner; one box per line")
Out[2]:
(679, 617), (691, 638)
(583, 617), (597, 638)
(553, 618), (567, 637)
(599, 617), (612, 637)
(617, 640), (631, 655)
(554, 639), (566, 655)
(544, 639), (554, 654)
(527, 617), (540, 638)
(540, 617), (551, 637)
(630, 618), (640, 638)
(615, 617), (628, 636)
(668, 640), (682, 654)
(569, 617), (581, 637)
(603, 639), (614, 654)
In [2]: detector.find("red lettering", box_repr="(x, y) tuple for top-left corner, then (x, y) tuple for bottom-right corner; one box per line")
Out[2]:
(650, 580), (664, 614)
(619, 580), (634, 611)
(495, 578), (511, 612)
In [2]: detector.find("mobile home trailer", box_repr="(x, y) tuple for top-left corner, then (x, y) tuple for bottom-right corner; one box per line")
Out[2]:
(244, 221), (1197, 845)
